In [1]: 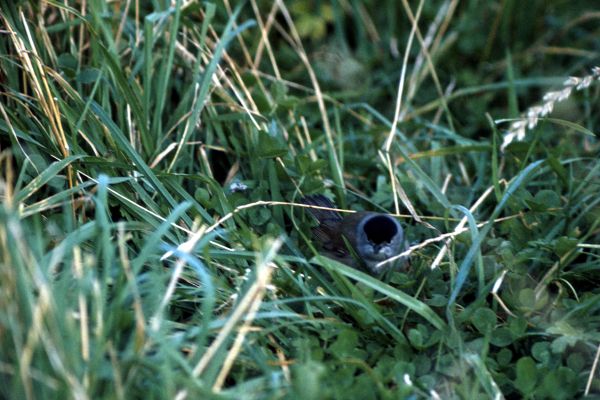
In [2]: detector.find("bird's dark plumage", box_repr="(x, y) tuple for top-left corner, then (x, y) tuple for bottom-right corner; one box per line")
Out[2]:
(301, 195), (408, 275)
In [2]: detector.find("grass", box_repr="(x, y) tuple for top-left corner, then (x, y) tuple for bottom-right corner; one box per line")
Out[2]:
(1, 0), (599, 399)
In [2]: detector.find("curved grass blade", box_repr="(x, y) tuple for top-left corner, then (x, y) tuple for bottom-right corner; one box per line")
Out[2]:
(14, 155), (84, 204)
(164, 247), (215, 356)
(451, 205), (484, 295)
(89, 102), (192, 228)
(312, 256), (447, 330)
(447, 159), (545, 309)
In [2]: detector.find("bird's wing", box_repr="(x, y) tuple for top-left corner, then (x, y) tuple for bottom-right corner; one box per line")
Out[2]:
(300, 194), (342, 228)
(300, 195), (344, 250)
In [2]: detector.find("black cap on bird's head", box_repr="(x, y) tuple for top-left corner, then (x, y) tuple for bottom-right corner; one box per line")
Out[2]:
(352, 213), (406, 274)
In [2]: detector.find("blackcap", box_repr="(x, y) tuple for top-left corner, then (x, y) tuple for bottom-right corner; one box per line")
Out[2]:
(302, 195), (408, 275)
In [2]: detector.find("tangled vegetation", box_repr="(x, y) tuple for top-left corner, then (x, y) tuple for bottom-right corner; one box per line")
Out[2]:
(1, 1), (599, 398)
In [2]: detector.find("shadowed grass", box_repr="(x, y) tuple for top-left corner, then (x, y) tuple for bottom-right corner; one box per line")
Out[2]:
(1, 1), (599, 399)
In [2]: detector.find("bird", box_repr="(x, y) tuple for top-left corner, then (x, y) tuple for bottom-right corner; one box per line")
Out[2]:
(301, 195), (408, 275)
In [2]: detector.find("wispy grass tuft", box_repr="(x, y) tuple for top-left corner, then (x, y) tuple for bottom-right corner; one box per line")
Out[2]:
(501, 66), (600, 149)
